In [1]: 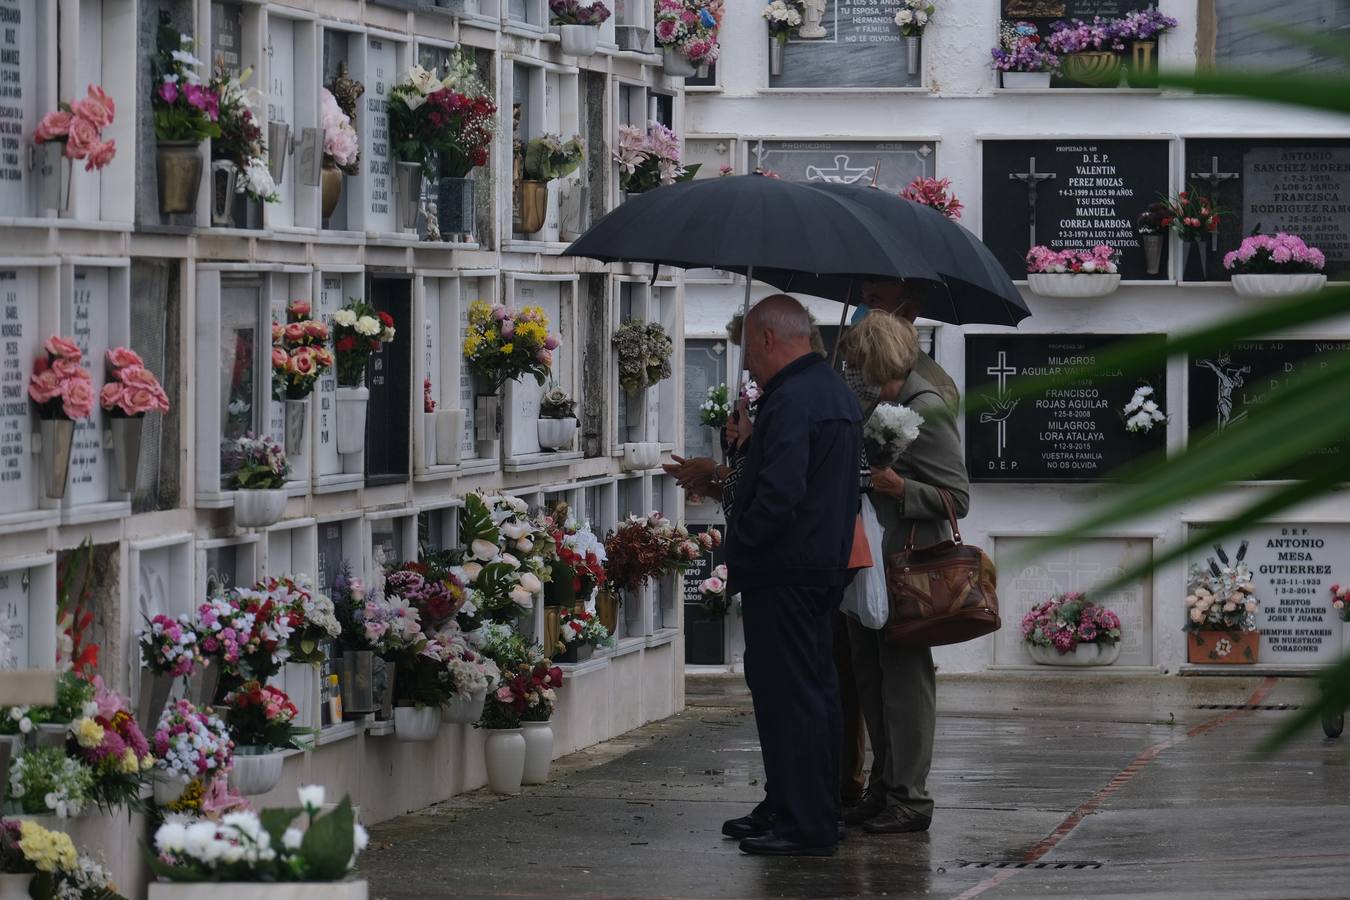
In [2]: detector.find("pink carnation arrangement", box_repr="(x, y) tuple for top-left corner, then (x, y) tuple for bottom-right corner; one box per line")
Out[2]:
(33, 84), (118, 172)
(100, 346), (170, 417)
(153, 699), (234, 784)
(900, 176), (964, 221)
(1021, 592), (1122, 655)
(1026, 244), (1119, 275)
(28, 335), (94, 420)
(139, 613), (204, 678)
(1222, 233), (1326, 275)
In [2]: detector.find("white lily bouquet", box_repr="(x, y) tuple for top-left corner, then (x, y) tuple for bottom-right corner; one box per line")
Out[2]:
(863, 404), (924, 468)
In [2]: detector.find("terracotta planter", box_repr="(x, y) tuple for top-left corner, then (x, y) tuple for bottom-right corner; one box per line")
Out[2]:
(393, 705), (440, 742)
(521, 720), (554, 785)
(234, 489), (287, 529)
(441, 688), (486, 724)
(229, 747), (285, 795)
(519, 180), (548, 234)
(484, 728), (526, 794)
(559, 24), (600, 56)
(38, 418), (75, 500)
(157, 141), (203, 215)
(321, 164), (344, 219)
(1027, 642), (1121, 667)
(1187, 629), (1260, 665)
(1062, 51), (1122, 86)
(1230, 273), (1328, 298)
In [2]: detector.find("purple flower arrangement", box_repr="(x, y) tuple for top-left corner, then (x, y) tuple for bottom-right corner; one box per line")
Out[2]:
(1021, 592), (1122, 655)
(991, 20), (1060, 73)
(1222, 233), (1326, 275)
(1047, 17), (1126, 54)
(549, 0), (612, 26)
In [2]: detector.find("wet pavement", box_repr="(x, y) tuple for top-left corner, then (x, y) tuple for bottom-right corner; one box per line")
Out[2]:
(358, 673), (1350, 899)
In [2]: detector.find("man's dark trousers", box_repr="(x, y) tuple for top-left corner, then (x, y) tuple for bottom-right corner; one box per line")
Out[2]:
(742, 583), (843, 847)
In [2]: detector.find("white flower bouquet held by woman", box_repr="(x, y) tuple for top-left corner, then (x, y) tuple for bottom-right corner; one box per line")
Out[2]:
(863, 404), (924, 468)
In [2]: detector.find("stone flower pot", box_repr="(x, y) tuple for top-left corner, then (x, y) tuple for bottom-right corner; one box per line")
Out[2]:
(662, 47), (697, 77)
(335, 386), (368, 455)
(1001, 71), (1052, 89)
(537, 417), (577, 451)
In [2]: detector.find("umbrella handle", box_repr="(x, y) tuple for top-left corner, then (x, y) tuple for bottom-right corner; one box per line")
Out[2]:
(829, 282), (854, 370)
(734, 265), (754, 404)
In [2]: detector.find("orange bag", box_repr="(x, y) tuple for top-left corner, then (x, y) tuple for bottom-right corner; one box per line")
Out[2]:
(847, 513), (872, 570)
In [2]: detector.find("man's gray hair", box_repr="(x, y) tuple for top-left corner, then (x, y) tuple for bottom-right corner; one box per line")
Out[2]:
(746, 294), (812, 343)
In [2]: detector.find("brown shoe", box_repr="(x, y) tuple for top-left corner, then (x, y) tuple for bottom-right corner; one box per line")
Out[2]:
(861, 806), (932, 834)
(842, 789), (886, 827)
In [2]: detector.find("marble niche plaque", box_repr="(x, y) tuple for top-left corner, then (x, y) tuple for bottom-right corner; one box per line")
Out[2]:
(770, 0), (921, 89)
(751, 139), (933, 194)
(364, 36), (396, 235)
(994, 536), (1154, 667)
(0, 0), (39, 216)
(68, 268), (110, 506)
(0, 567), (30, 668)
(0, 269), (38, 511)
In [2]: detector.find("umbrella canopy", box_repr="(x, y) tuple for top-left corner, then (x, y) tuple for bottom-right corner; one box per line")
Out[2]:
(775, 183), (1030, 326)
(562, 174), (943, 285)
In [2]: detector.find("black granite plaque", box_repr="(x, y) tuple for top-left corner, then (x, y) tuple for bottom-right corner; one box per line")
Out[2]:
(682, 524), (725, 665)
(1188, 340), (1350, 479)
(966, 333), (1167, 482)
(210, 2), (243, 75)
(1183, 138), (1350, 282)
(317, 521), (344, 594)
(1001, 0), (1138, 19)
(770, 0), (920, 89)
(983, 139), (1171, 281)
(364, 276), (411, 485)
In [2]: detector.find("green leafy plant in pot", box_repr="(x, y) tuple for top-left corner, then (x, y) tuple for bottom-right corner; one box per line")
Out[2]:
(520, 134), (584, 235)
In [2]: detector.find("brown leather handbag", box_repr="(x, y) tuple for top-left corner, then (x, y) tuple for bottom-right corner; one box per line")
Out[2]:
(883, 489), (1001, 648)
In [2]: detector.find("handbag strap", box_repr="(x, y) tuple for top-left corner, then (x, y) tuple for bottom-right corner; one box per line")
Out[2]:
(903, 488), (963, 550)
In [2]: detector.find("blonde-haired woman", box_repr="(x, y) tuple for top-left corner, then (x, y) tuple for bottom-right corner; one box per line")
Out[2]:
(839, 311), (970, 836)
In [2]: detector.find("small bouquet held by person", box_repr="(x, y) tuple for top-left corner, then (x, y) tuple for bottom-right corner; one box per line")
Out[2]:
(862, 404), (924, 469)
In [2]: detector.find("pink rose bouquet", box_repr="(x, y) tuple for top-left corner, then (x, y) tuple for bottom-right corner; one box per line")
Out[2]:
(1026, 244), (1119, 275)
(29, 335), (94, 421)
(699, 564), (733, 617)
(100, 346), (170, 417)
(1222, 233), (1326, 275)
(272, 299), (333, 401)
(320, 87), (360, 174)
(33, 85), (118, 172)
(1331, 584), (1350, 623)
(153, 699), (233, 784)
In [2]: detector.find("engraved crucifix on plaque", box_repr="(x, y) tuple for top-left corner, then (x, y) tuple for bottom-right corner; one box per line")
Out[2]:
(1010, 156), (1057, 253)
(1188, 156), (1240, 251)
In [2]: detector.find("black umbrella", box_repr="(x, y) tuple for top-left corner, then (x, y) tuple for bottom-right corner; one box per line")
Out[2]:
(563, 174), (944, 329)
(781, 183), (1030, 327)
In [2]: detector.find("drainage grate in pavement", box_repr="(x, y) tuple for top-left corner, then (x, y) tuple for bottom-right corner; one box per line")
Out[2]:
(957, 861), (1103, 870)
(1194, 703), (1300, 711)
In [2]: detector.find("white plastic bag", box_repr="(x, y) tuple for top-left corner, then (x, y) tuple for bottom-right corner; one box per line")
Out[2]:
(840, 495), (888, 630)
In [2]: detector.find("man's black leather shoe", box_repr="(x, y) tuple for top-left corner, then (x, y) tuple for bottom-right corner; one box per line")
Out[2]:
(722, 813), (774, 839)
(738, 835), (837, 857)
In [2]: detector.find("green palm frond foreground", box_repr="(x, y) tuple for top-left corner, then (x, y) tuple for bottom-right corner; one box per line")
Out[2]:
(1024, 42), (1350, 750)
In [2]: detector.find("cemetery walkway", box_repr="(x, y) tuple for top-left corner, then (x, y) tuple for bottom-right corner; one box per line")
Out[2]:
(358, 673), (1349, 899)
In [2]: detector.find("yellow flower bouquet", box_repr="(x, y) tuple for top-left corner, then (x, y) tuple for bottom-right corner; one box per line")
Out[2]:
(462, 301), (560, 392)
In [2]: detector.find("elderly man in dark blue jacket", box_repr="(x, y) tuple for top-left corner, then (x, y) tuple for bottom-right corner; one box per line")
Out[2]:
(722, 294), (862, 857)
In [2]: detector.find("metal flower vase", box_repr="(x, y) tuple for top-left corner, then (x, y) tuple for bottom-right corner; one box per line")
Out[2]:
(109, 415), (144, 493)
(438, 176), (475, 237)
(769, 38), (785, 76)
(39, 418), (75, 500)
(268, 122), (290, 184)
(1142, 233), (1165, 275)
(1180, 239), (1207, 280)
(210, 160), (238, 227)
(321, 164), (344, 219)
(340, 651), (376, 716)
(157, 141), (204, 215)
(519, 180), (547, 234)
(474, 392), (501, 459)
(137, 671), (175, 732)
(395, 161), (423, 231)
(34, 143), (71, 215)
(905, 35), (920, 76)
(284, 398), (309, 458)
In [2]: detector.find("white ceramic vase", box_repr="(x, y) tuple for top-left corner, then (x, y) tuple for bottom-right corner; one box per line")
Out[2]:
(335, 386), (369, 455)
(559, 24), (600, 56)
(393, 705), (441, 742)
(521, 720), (554, 785)
(435, 408), (464, 465)
(1002, 71), (1052, 89)
(537, 417), (577, 451)
(663, 47), (697, 77)
(1026, 273), (1122, 299)
(484, 728), (526, 794)
(234, 489), (287, 529)
(1230, 273), (1327, 298)
(622, 442), (661, 471)
(441, 688), (487, 724)
(1027, 641), (1122, 667)
(229, 748), (286, 795)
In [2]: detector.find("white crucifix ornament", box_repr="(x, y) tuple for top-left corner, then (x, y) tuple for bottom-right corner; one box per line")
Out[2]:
(979, 351), (1019, 459)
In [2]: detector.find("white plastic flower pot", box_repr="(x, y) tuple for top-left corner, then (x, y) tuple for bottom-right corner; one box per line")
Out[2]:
(435, 408), (464, 465)
(335, 386), (369, 455)
(1026, 273), (1122, 299)
(0, 874), (35, 900)
(393, 705), (441, 742)
(1026, 642), (1121, 667)
(1002, 71), (1052, 89)
(234, 489), (287, 529)
(441, 688), (487, 724)
(229, 748), (286, 795)
(484, 727), (526, 794)
(521, 720), (554, 785)
(153, 773), (189, 806)
(148, 882), (369, 900)
(1230, 273), (1327, 298)
(559, 24), (600, 56)
(423, 411), (438, 469)
(537, 417), (577, 452)
(622, 442), (661, 471)
(662, 47), (698, 77)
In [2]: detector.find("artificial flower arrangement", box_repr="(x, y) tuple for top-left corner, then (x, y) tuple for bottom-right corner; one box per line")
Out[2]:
(64, 678), (157, 813)
(556, 609), (613, 653)
(332, 299), (396, 388)
(271, 300), (334, 402)
(100, 347), (170, 418)
(614, 123), (699, 194)
(462, 301), (559, 392)
(195, 587), (295, 693)
(700, 384), (732, 428)
(699, 565), (733, 617)
(1122, 384), (1167, 434)
(469, 621), (538, 681)
(613, 320), (674, 393)
(900, 176), (963, 220)
(654, 0), (721, 69)
(539, 386), (577, 421)
(1329, 584), (1350, 623)
(221, 433), (289, 490)
(991, 20), (1060, 74)
(150, 18), (221, 143)
(893, 0), (934, 37)
(604, 513), (719, 599)
(209, 66), (278, 203)
(523, 134), (585, 183)
(482, 660), (564, 728)
(1185, 546), (1259, 633)
(1222, 233), (1326, 275)
(140, 614), (205, 678)
(455, 493), (554, 625)
(259, 573), (341, 666)
(222, 681), (308, 751)
(33, 85), (118, 172)
(8, 746), (95, 819)
(1021, 592), (1122, 655)
(550, 0), (612, 24)
(424, 377), (436, 414)
(320, 86), (361, 175)
(153, 699), (233, 789)
(1161, 189), (1222, 243)
(389, 52), (497, 180)
(0, 817), (125, 900)
(150, 785), (368, 883)
(29, 335), (94, 422)
(1025, 244), (1120, 275)
(863, 403), (925, 469)
(1136, 201), (1171, 235)
(762, 0), (804, 41)
(548, 514), (609, 603)
(385, 562), (467, 630)
(1046, 16), (1126, 54)
(434, 626), (499, 702)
